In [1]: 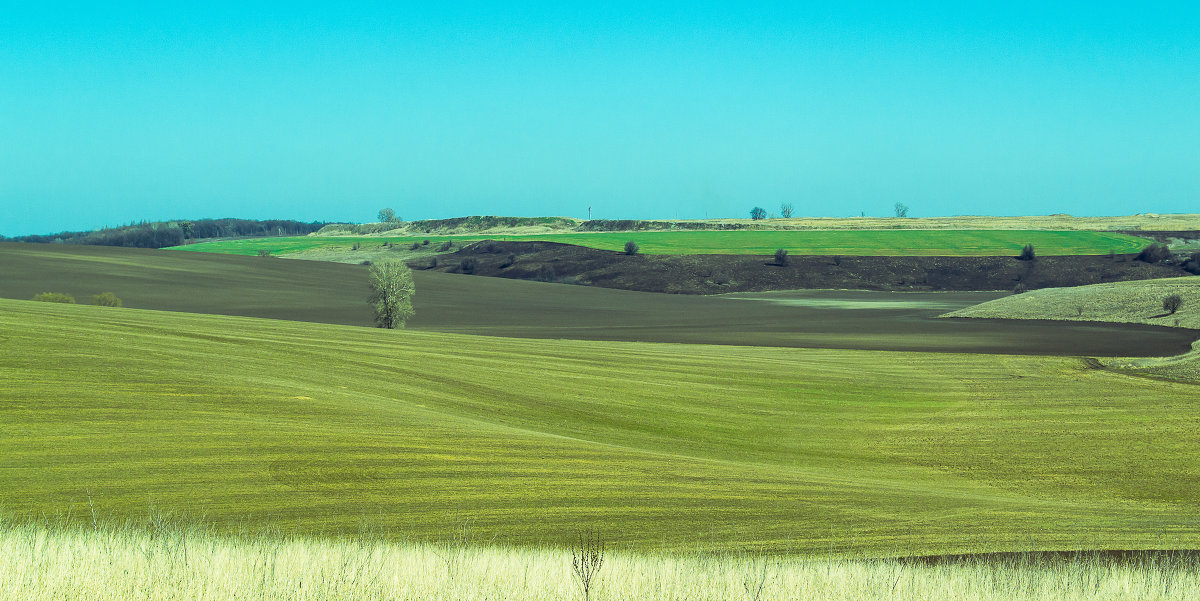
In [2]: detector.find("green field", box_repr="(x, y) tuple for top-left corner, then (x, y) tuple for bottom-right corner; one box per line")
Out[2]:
(173, 229), (1152, 257)
(4, 298), (1200, 555)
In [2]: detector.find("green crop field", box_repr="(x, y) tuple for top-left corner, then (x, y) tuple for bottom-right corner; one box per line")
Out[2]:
(173, 229), (1152, 257)
(4, 298), (1200, 556)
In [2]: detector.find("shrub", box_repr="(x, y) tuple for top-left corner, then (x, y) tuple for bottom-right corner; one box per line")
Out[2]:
(32, 292), (75, 303)
(1136, 243), (1171, 263)
(428, 257), (439, 269)
(410, 242), (421, 250)
(1018, 243), (1035, 261)
(624, 241), (639, 255)
(256, 249), (271, 257)
(1182, 252), (1200, 275)
(351, 242), (361, 251)
(1164, 294), (1183, 315)
(460, 257), (477, 274)
(422, 239), (430, 246)
(437, 241), (454, 252)
(774, 248), (789, 266)
(90, 292), (122, 307)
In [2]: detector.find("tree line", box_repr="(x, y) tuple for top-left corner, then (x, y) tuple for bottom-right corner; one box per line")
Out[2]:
(6, 218), (326, 249)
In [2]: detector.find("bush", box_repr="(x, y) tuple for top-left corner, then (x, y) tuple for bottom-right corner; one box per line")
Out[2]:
(774, 248), (789, 266)
(90, 292), (122, 307)
(1018, 243), (1035, 261)
(437, 241), (454, 252)
(422, 239), (430, 246)
(351, 242), (361, 251)
(1182, 252), (1200, 275)
(256, 249), (271, 257)
(410, 242), (421, 250)
(460, 257), (477, 274)
(32, 292), (75, 303)
(624, 241), (639, 255)
(1136, 243), (1171, 263)
(428, 257), (439, 269)
(1164, 294), (1183, 315)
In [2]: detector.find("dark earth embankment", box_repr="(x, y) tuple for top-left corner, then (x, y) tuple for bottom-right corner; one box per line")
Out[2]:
(2, 242), (1195, 356)
(428, 240), (1195, 294)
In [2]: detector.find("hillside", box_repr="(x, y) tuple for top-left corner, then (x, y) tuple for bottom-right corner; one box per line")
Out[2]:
(5, 299), (1200, 554)
(943, 277), (1200, 381)
(2, 242), (1195, 355)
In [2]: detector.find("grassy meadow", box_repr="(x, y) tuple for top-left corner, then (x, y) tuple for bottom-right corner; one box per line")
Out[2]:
(6, 519), (1200, 601)
(4, 298), (1200, 556)
(173, 229), (1152, 257)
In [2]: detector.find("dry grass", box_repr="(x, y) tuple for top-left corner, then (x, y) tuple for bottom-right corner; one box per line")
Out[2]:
(942, 277), (1200, 381)
(4, 519), (1199, 601)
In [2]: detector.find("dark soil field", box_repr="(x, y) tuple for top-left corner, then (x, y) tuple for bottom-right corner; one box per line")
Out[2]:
(2, 242), (1194, 356)
(438, 240), (1194, 294)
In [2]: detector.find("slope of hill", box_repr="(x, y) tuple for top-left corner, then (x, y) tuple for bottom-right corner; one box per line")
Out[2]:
(2, 242), (1195, 356)
(4, 299), (1200, 554)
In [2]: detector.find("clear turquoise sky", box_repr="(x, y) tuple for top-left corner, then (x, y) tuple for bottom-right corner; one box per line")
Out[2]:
(3, 2), (1198, 236)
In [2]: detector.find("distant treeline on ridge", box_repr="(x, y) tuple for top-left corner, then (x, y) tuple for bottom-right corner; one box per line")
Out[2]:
(6, 219), (326, 249)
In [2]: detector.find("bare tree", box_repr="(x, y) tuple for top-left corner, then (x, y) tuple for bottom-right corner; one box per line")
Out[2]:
(779, 203), (794, 218)
(368, 261), (415, 329)
(750, 207), (767, 220)
(894, 203), (910, 218)
(571, 530), (605, 601)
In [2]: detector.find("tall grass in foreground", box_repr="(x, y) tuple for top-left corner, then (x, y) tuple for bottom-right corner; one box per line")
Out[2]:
(2, 520), (1198, 600)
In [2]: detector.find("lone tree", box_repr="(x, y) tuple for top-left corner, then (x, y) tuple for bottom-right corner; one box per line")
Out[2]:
(378, 208), (399, 223)
(1164, 294), (1183, 315)
(779, 202), (794, 218)
(624, 240), (639, 255)
(894, 202), (910, 218)
(368, 260), (415, 329)
(774, 248), (789, 266)
(750, 206), (767, 220)
(1018, 243), (1036, 261)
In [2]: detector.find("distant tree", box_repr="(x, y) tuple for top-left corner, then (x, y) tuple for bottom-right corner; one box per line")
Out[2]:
(90, 292), (122, 307)
(774, 248), (789, 266)
(779, 203), (794, 218)
(1136, 243), (1172, 264)
(1018, 243), (1036, 261)
(378, 208), (399, 223)
(178, 220), (194, 239)
(894, 203), (910, 218)
(257, 249), (271, 257)
(1164, 294), (1183, 315)
(368, 261), (415, 329)
(624, 241), (639, 255)
(750, 207), (767, 220)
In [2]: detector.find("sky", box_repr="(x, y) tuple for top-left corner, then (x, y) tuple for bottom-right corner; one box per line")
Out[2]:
(2, 2), (1198, 236)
